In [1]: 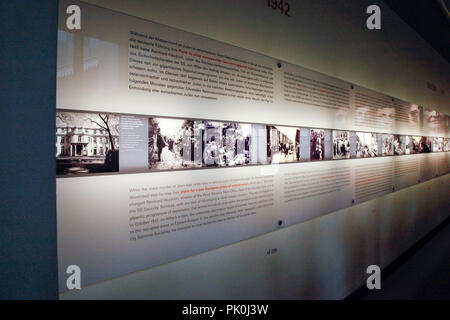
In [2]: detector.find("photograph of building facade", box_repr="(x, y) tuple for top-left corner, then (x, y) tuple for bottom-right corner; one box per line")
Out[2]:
(56, 111), (119, 174)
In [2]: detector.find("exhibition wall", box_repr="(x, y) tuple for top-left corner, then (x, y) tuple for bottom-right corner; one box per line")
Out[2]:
(55, 0), (450, 299)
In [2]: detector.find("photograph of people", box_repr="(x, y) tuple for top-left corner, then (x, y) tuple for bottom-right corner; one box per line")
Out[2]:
(332, 130), (350, 159)
(418, 136), (432, 153)
(204, 121), (252, 166)
(382, 134), (395, 156)
(148, 118), (203, 170)
(266, 125), (300, 163)
(356, 132), (378, 158)
(56, 111), (120, 175)
(310, 129), (325, 161)
(405, 136), (411, 155)
(393, 135), (404, 155)
(432, 137), (444, 152)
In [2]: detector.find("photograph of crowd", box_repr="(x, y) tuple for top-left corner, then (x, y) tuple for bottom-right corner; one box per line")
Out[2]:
(204, 121), (252, 166)
(266, 126), (300, 163)
(332, 130), (350, 159)
(310, 129), (325, 161)
(56, 110), (450, 177)
(56, 111), (120, 175)
(148, 118), (204, 170)
(393, 135), (404, 155)
(382, 134), (395, 156)
(356, 132), (378, 158)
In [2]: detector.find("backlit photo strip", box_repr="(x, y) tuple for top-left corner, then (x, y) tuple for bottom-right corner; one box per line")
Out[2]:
(356, 132), (378, 158)
(56, 111), (120, 175)
(266, 125), (300, 163)
(332, 130), (350, 159)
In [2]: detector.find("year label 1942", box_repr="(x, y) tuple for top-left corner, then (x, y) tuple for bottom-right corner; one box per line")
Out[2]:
(268, 0), (291, 17)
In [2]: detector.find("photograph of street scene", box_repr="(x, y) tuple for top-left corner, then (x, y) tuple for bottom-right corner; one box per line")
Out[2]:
(266, 126), (300, 163)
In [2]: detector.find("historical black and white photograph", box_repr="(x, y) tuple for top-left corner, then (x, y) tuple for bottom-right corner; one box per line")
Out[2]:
(432, 137), (444, 152)
(203, 121), (252, 166)
(148, 118), (204, 170)
(420, 136), (432, 153)
(310, 129), (325, 161)
(266, 126), (299, 163)
(412, 136), (421, 154)
(356, 132), (378, 158)
(405, 136), (411, 155)
(56, 111), (120, 175)
(382, 134), (395, 156)
(332, 130), (350, 159)
(393, 135), (405, 155)
(424, 109), (448, 133)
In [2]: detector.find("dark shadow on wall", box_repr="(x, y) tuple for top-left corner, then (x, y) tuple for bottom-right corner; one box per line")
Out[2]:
(0, 0), (58, 299)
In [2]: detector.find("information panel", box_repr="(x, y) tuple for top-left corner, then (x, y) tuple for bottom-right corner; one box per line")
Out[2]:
(56, 0), (450, 291)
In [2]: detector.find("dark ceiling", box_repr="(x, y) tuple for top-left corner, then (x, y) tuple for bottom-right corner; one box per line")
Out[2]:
(383, 0), (450, 63)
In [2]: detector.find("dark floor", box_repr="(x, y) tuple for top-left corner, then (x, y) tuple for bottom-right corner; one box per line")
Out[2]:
(361, 219), (450, 300)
